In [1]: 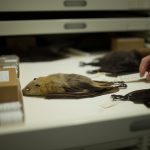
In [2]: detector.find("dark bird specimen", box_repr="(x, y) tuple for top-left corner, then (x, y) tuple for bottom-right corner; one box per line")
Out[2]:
(112, 88), (150, 107)
(80, 50), (143, 76)
(22, 73), (126, 99)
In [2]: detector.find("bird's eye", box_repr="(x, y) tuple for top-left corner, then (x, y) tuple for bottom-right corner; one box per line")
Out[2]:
(34, 78), (37, 80)
(35, 84), (40, 87)
(26, 88), (30, 91)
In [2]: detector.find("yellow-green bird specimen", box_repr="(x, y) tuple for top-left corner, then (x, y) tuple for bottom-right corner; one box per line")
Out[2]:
(22, 73), (122, 99)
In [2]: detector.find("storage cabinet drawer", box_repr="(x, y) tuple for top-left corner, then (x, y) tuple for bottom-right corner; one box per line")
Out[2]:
(0, 18), (149, 36)
(0, 0), (150, 11)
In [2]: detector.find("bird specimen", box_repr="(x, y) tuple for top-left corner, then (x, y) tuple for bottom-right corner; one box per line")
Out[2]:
(112, 88), (150, 107)
(22, 73), (126, 99)
(80, 50), (143, 76)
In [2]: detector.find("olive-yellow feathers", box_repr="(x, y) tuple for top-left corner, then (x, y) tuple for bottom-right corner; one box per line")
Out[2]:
(22, 73), (120, 99)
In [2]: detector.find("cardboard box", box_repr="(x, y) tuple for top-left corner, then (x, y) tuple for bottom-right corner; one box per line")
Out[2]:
(0, 62), (19, 78)
(111, 38), (145, 51)
(0, 68), (19, 103)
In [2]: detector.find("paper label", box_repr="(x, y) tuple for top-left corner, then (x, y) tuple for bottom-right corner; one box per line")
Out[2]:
(119, 73), (146, 82)
(3, 65), (16, 69)
(4, 59), (17, 63)
(0, 71), (9, 82)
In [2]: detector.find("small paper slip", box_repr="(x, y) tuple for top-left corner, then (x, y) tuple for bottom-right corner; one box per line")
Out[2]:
(119, 73), (146, 82)
(94, 73), (147, 83)
(100, 99), (122, 108)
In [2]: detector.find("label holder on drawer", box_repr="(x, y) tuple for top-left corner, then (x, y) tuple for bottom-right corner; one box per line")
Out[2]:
(64, 0), (87, 7)
(64, 22), (87, 29)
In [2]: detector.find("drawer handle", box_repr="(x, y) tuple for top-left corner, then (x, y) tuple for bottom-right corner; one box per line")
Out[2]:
(64, 0), (87, 7)
(130, 119), (150, 131)
(64, 23), (87, 29)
